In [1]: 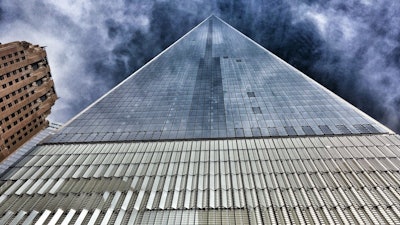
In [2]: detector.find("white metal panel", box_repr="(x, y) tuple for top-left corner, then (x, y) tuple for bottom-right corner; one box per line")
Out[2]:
(159, 190), (168, 209)
(121, 190), (133, 211)
(8, 210), (27, 225)
(146, 191), (157, 210)
(72, 166), (86, 179)
(134, 190), (145, 210)
(100, 209), (114, 225)
(114, 164), (127, 177)
(82, 165), (96, 178)
(0, 211), (13, 225)
(171, 190), (180, 209)
(0, 195), (6, 205)
(104, 165), (116, 177)
(29, 166), (46, 180)
(35, 209), (51, 225)
(93, 165), (107, 178)
(73, 209), (89, 225)
(114, 210), (126, 225)
(127, 210), (138, 225)
(21, 210), (39, 225)
(183, 191), (191, 209)
(4, 179), (23, 195)
(37, 179), (55, 194)
(15, 179), (33, 195)
(49, 178), (65, 194)
(209, 190), (216, 208)
(197, 190), (204, 208)
(62, 165), (78, 179)
(60, 209), (76, 225)
(110, 191), (122, 209)
(48, 208), (64, 225)
(51, 166), (67, 179)
(87, 209), (101, 225)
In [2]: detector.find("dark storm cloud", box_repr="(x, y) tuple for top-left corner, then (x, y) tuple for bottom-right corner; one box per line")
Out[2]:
(1, 0), (399, 132)
(286, 1), (400, 132)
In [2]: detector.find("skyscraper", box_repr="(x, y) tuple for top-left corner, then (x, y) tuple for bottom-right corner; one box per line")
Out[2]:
(1, 15), (400, 224)
(0, 41), (57, 162)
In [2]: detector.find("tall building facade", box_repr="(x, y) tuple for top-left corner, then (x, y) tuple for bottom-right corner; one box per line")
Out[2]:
(1, 16), (400, 224)
(0, 41), (57, 161)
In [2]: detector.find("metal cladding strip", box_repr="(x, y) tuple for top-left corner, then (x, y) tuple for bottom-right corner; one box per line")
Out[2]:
(127, 210), (138, 225)
(114, 210), (126, 225)
(87, 209), (101, 225)
(7, 211), (26, 225)
(35, 209), (51, 225)
(48, 208), (64, 225)
(104, 209), (116, 225)
(60, 209), (76, 225)
(73, 209), (88, 225)
(0, 211), (13, 224)
(0, 136), (400, 224)
(21, 210), (39, 225)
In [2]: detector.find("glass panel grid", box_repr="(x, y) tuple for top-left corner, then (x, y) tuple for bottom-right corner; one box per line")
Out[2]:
(46, 16), (388, 143)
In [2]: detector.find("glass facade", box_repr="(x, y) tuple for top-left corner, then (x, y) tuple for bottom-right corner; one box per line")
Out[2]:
(0, 15), (399, 224)
(47, 16), (390, 143)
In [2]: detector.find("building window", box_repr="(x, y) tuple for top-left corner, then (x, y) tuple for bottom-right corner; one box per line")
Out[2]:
(32, 63), (39, 70)
(252, 107), (262, 114)
(40, 95), (47, 101)
(36, 79), (43, 86)
(247, 92), (255, 97)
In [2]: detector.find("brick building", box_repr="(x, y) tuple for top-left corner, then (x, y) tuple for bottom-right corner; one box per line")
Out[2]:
(0, 41), (57, 161)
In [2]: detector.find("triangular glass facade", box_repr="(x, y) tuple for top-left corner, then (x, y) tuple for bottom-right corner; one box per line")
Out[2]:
(47, 16), (389, 143)
(1, 16), (400, 225)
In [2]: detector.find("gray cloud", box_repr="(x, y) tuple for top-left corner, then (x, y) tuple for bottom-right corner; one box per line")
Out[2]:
(286, 1), (400, 132)
(1, 0), (399, 132)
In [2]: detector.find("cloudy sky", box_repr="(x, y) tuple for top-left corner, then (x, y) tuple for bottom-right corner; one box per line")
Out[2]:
(1, 0), (400, 132)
